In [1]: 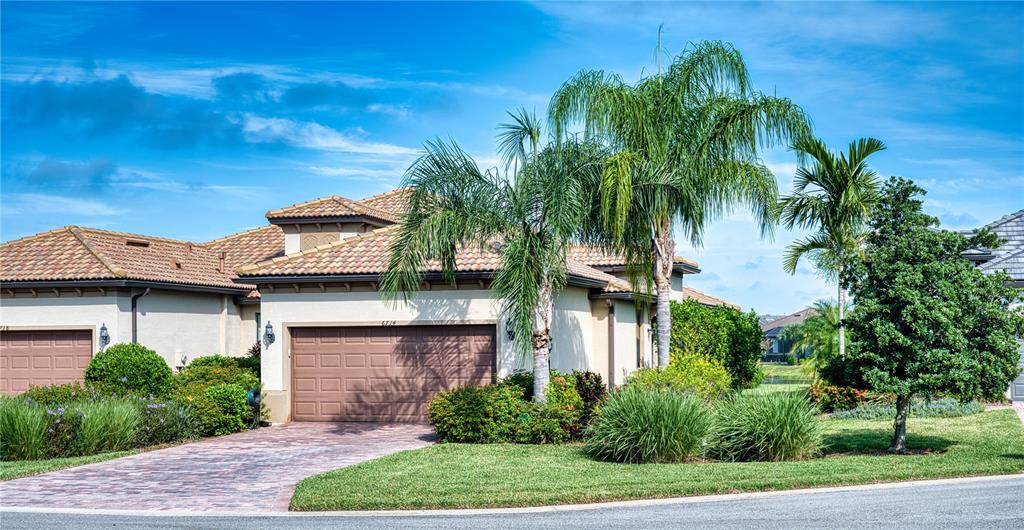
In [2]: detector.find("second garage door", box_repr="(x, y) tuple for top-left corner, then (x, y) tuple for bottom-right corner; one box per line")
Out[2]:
(0, 330), (93, 395)
(291, 325), (496, 422)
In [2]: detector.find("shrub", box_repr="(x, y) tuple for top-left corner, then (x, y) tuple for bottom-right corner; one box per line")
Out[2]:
(626, 355), (732, 400)
(668, 299), (763, 389)
(134, 397), (198, 446)
(85, 343), (173, 397)
(44, 405), (84, 458)
(186, 355), (239, 370)
(710, 393), (823, 462)
(428, 384), (523, 443)
(0, 397), (47, 460)
(182, 383), (250, 437)
(21, 382), (92, 407)
(174, 364), (260, 393)
(515, 402), (575, 444)
(237, 355), (261, 378)
(807, 382), (870, 412)
(500, 370), (536, 401)
(831, 397), (984, 420)
(72, 399), (140, 455)
(585, 386), (712, 463)
(572, 370), (607, 428)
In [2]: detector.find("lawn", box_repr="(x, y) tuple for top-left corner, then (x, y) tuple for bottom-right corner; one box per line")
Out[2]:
(290, 410), (1024, 511)
(746, 363), (813, 395)
(0, 451), (136, 481)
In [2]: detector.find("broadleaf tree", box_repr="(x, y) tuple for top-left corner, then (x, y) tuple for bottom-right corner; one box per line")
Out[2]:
(381, 109), (605, 403)
(843, 177), (1024, 453)
(550, 39), (810, 367)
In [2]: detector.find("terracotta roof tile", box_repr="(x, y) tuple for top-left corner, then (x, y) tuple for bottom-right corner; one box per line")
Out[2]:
(265, 195), (397, 223)
(569, 245), (699, 270)
(360, 188), (413, 216)
(682, 287), (739, 309)
(1, 226), (251, 291)
(202, 225), (285, 271)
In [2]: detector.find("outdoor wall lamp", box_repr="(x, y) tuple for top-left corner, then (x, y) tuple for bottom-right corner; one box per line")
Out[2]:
(263, 321), (276, 347)
(98, 323), (110, 349)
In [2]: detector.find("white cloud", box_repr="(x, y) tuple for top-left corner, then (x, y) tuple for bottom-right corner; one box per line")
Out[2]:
(240, 115), (419, 156)
(367, 103), (411, 119)
(2, 193), (126, 217)
(307, 165), (402, 181)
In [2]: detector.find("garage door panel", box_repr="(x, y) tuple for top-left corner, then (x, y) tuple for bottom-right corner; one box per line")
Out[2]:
(1, 330), (91, 395)
(292, 325), (495, 421)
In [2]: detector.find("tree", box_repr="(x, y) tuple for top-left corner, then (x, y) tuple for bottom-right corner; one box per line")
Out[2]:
(780, 137), (884, 360)
(550, 39), (810, 367)
(668, 299), (763, 389)
(844, 177), (1024, 453)
(780, 299), (850, 377)
(381, 109), (604, 403)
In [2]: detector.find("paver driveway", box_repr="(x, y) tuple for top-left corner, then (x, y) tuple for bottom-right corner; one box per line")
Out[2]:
(0, 423), (434, 512)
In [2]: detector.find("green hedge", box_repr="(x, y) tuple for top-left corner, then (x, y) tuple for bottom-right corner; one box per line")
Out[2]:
(85, 343), (173, 397)
(626, 354), (732, 400)
(668, 300), (763, 389)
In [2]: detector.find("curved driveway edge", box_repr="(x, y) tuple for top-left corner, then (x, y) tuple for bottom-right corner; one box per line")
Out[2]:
(0, 423), (434, 512)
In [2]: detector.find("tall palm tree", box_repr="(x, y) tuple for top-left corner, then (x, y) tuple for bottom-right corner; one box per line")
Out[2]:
(780, 299), (849, 376)
(780, 137), (884, 359)
(381, 109), (603, 403)
(550, 40), (811, 367)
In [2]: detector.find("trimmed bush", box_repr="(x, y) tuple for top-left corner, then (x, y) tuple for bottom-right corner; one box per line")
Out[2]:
(182, 383), (250, 437)
(134, 397), (198, 446)
(807, 382), (872, 412)
(626, 355), (732, 400)
(85, 343), (173, 397)
(572, 370), (607, 429)
(174, 364), (260, 393)
(0, 397), (47, 460)
(21, 382), (92, 407)
(428, 384), (523, 443)
(500, 370), (537, 401)
(668, 299), (763, 389)
(186, 355), (239, 370)
(585, 386), (712, 463)
(72, 399), (140, 455)
(831, 397), (984, 420)
(237, 355), (261, 378)
(710, 393), (823, 462)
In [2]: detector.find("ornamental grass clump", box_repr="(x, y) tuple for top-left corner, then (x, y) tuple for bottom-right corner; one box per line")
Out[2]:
(710, 392), (823, 462)
(73, 399), (140, 455)
(585, 386), (711, 464)
(0, 397), (47, 460)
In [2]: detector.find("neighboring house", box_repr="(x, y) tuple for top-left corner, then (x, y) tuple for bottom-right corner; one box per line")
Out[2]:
(962, 209), (1024, 401)
(759, 307), (817, 362)
(0, 188), (702, 422)
(680, 287), (739, 309)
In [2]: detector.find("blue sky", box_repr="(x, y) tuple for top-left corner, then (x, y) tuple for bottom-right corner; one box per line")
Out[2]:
(2, 1), (1022, 314)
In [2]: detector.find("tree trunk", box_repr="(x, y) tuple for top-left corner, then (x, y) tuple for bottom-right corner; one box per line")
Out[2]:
(653, 221), (675, 368)
(837, 282), (847, 360)
(888, 394), (911, 454)
(532, 284), (554, 403)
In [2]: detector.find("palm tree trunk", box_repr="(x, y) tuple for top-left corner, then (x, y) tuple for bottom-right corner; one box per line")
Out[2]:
(654, 222), (674, 368)
(532, 284), (554, 403)
(837, 266), (846, 360)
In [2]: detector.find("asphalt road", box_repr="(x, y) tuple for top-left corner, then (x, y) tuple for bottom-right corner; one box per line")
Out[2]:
(2, 475), (1022, 529)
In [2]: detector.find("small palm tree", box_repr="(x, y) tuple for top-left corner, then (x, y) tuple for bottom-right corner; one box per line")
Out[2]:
(550, 40), (811, 367)
(780, 137), (884, 359)
(781, 299), (848, 376)
(381, 109), (604, 403)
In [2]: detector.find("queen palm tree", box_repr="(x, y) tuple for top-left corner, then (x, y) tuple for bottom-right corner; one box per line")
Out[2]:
(381, 109), (604, 403)
(549, 40), (811, 367)
(780, 137), (884, 359)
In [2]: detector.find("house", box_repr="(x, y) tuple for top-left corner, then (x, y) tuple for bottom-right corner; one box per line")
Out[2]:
(962, 209), (1024, 401)
(759, 307), (817, 362)
(680, 287), (739, 309)
(0, 188), (702, 422)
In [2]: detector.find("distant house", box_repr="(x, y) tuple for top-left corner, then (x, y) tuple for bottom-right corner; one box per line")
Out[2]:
(962, 209), (1024, 401)
(760, 307), (817, 362)
(681, 287), (739, 310)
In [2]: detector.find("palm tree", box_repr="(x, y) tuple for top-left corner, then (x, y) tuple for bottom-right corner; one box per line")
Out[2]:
(550, 40), (811, 367)
(780, 299), (849, 376)
(381, 109), (604, 403)
(780, 137), (884, 359)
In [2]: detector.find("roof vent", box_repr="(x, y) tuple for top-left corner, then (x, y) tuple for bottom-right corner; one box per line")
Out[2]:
(173, 260), (183, 269)
(125, 238), (150, 248)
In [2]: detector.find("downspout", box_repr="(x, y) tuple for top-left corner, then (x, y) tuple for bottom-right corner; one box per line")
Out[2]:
(131, 288), (151, 343)
(606, 299), (616, 387)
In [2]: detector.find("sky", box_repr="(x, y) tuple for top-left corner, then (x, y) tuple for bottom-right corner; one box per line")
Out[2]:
(2, 1), (1022, 315)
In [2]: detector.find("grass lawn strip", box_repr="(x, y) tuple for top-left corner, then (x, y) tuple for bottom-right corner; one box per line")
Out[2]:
(290, 410), (1024, 511)
(0, 451), (136, 481)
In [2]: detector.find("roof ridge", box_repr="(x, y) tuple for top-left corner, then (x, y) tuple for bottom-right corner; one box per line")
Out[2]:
(983, 209), (1024, 231)
(265, 196), (340, 217)
(68, 227), (126, 278)
(0, 226), (79, 247)
(237, 225), (400, 274)
(361, 187), (411, 201)
(201, 224), (277, 245)
(74, 226), (201, 245)
(330, 195), (398, 221)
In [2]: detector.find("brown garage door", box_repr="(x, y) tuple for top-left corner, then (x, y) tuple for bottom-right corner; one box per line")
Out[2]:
(291, 325), (495, 422)
(0, 330), (93, 395)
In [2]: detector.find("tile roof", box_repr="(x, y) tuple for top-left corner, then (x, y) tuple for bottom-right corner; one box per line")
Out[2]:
(360, 188), (413, 216)
(202, 225), (285, 271)
(265, 195), (397, 223)
(760, 307), (818, 336)
(970, 210), (1024, 281)
(1, 226), (251, 291)
(682, 287), (739, 309)
(568, 245), (699, 270)
(237, 226), (631, 292)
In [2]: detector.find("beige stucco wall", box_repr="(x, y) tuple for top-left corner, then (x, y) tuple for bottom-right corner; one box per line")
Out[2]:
(281, 223), (371, 255)
(257, 284), (599, 422)
(611, 299), (639, 386)
(670, 273), (685, 302)
(0, 290), (124, 358)
(239, 304), (261, 353)
(590, 300), (611, 384)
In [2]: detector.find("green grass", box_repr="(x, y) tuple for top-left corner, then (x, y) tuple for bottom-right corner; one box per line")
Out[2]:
(0, 451), (136, 481)
(759, 363), (813, 385)
(290, 410), (1024, 511)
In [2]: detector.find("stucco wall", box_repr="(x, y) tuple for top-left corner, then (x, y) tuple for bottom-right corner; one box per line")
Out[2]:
(611, 299), (640, 386)
(240, 304), (261, 352)
(281, 223), (371, 255)
(670, 273), (685, 302)
(550, 287), (594, 373)
(590, 300), (611, 384)
(0, 290), (124, 358)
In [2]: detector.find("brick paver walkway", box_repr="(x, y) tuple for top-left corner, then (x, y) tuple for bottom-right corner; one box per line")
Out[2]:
(0, 423), (434, 512)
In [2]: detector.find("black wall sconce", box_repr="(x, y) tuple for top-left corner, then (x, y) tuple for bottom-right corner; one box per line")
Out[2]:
(99, 323), (110, 349)
(263, 321), (276, 347)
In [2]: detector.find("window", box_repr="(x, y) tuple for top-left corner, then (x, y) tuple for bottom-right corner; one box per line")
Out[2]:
(255, 312), (261, 343)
